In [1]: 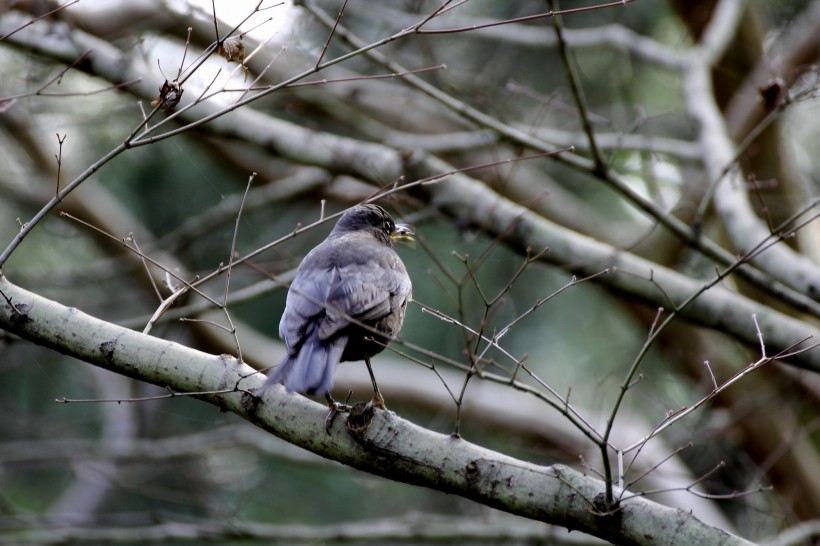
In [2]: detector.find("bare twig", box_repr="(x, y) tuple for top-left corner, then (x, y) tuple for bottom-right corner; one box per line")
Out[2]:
(217, 172), (258, 363)
(314, 0), (349, 69)
(548, 0), (605, 173)
(55, 385), (242, 404)
(54, 133), (66, 197)
(0, 0), (79, 42)
(412, 0), (636, 34)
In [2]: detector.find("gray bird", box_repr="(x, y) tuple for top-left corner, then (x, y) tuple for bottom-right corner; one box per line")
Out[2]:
(266, 204), (413, 415)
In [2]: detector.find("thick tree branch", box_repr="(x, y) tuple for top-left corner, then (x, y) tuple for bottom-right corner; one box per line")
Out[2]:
(0, 274), (755, 546)
(685, 56), (820, 293)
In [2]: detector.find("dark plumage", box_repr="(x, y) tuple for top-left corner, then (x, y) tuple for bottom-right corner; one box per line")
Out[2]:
(266, 204), (412, 408)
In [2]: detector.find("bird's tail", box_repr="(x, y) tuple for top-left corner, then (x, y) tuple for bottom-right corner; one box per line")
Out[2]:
(266, 327), (345, 395)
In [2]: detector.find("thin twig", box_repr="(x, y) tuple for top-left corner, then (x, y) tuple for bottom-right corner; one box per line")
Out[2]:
(549, 0), (605, 173)
(314, 0), (349, 69)
(413, 1), (636, 34)
(220, 172), (257, 363)
(0, 0), (79, 42)
(54, 133), (66, 197)
(211, 0), (220, 42)
(55, 386), (243, 404)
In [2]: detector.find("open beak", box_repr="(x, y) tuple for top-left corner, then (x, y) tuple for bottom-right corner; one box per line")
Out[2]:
(390, 224), (415, 247)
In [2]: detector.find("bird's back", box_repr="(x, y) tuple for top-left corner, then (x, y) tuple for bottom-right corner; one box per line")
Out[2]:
(272, 229), (411, 394)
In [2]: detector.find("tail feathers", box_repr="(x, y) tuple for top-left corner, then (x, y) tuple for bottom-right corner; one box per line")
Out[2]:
(267, 330), (346, 395)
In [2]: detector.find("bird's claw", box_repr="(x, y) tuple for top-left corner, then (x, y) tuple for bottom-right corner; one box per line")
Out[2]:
(323, 391), (385, 434)
(324, 392), (352, 434)
(324, 403), (350, 434)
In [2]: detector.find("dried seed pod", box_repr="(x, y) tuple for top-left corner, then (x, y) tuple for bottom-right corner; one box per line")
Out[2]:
(218, 36), (245, 64)
(218, 36), (248, 78)
(151, 80), (184, 110)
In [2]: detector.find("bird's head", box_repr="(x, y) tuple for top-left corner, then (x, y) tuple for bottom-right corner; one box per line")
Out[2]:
(332, 204), (414, 247)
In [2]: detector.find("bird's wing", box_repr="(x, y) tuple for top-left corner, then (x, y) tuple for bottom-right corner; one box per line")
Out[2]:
(319, 254), (411, 340)
(280, 235), (412, 346)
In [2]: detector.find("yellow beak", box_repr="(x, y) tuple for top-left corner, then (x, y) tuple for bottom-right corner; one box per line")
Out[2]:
(390, 224), (415, 247)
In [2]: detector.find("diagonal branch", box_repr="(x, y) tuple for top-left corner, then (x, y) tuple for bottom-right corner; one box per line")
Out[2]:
(0, 274), (755, 546)
(406, 153), (820, 372)
(682, 0), (820, 300)
(300, 0), (820, 317)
